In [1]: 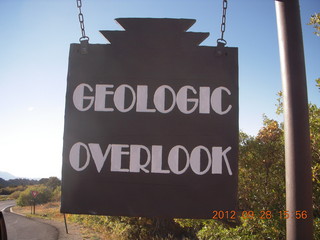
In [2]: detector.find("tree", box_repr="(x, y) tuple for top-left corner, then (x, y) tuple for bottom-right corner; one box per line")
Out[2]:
(39, 177), (61, 190)
(308, 13), (320, 92)
(45, 177), (61, 190)
(239, 116), (285, 212)
(17, 185), (53, 207)
(308, 13), (320, 36)
(183, 118), (287, 240)
(309, 104), (320, 217)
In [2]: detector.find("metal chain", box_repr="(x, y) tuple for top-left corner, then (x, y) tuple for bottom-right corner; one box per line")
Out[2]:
(217, 0), (228, 46)
(76, 0), (89, 42)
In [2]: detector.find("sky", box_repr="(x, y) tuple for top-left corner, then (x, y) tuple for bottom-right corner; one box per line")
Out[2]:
(0, 0), (319, 179)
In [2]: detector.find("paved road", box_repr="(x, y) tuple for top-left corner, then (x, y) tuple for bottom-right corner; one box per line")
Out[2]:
(0, 200), (15, 212)
(1, 200), (58, 240)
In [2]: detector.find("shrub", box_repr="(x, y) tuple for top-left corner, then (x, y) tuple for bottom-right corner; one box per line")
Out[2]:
(52, 186), (61, 201)
(9, 190), (21, 199)
(17, 185), (53, 206)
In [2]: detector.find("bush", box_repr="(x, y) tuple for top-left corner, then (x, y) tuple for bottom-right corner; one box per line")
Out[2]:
(9, 190), (21, 199)
(39, 177), (61, 190)
(194, 217), (285, 240)
(52, 186), (61, 201)
(17, 185), (53, 206)
(315, 218), (320, 240)
(69, 215), (193, 240)
(0, 185), (26, 195)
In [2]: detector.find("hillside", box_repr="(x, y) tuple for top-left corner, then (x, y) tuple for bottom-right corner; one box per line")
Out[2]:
(0, 178), (39, 188)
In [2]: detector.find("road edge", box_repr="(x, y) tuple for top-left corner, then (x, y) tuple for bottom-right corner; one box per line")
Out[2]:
(7, 205), (82, 240)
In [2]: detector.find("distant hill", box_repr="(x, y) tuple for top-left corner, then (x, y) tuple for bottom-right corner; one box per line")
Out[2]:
(0, 171), (16, 180)
(0, 177), (39, 188)
(0, 172), (60, 190)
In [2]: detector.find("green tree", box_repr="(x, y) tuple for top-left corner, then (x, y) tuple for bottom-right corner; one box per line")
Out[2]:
(39, 177), (61, 190)
(182, 118), (286, 240)
(17, 185), (53, 207)
(308, 13), (320, 92)
(308, 13), (320, 36)
(45, 177), (61, 190)
(239, 117), (285, 213)
(52, 186), (61, 201)
(309, 104), (320, 217)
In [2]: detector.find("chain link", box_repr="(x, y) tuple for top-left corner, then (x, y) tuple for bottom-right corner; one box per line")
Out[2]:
(76, 0), (89, 42)
(217, 0), (228, 45)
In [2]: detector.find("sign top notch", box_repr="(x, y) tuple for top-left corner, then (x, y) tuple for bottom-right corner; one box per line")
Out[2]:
(100, 18), (209, 47)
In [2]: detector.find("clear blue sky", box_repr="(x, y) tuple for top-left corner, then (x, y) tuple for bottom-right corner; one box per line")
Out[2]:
(0, 0), (319, 179)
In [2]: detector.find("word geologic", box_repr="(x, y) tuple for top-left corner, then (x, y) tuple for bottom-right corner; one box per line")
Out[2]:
(73, 83), (232, 114)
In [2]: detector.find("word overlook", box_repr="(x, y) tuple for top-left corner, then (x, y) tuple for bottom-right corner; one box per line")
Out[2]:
(73, 83), (232, 114)
(69, 143), (233, 176)
(69, 82), (234, 176)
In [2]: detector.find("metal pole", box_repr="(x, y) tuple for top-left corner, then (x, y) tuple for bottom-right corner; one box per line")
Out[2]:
(64, 214), (69, 234)
(275, 0), (313, 239)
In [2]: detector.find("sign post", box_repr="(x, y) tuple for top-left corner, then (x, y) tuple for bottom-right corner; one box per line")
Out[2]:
(61, 18), (238, 219)
(31, 191), (38, 215)
(275, 0), (313, 238)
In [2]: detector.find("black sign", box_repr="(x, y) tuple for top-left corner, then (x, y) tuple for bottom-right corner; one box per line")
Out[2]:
(61, 18), (238, 219)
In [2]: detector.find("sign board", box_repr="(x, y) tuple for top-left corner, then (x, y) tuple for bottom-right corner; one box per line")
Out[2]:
(61, 18), (238, 219)
(31, 191), (38, 198)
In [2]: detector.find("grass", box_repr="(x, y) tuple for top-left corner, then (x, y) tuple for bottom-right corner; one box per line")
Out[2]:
(13, 201), (63, 220)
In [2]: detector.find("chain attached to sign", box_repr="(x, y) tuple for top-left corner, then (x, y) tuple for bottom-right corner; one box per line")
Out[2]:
(76, 0), (89, 54)
(217, 0), (228, 46)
